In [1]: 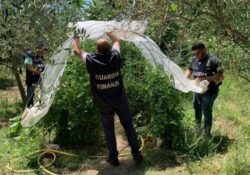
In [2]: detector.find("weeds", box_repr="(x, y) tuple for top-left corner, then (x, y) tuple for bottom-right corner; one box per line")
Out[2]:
(0, 98), (23, 123)
(222, 140), (250, 175)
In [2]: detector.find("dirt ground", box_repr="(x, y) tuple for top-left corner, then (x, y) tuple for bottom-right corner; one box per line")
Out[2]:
(77, 115), (146, 175)
(0, 86), (21, 104)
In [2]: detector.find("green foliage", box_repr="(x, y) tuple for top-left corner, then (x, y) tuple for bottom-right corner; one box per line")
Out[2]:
(177, 0), (250, 47)
(0, 66), (16, 89)
(85, 0), (115, 20)
(69, 0), (85, 7)
(45, 59), (101, 146)
(158, 21), (180, 54)
(44, 39), (185, 149)
(215, 75), (250, 175)
(214, 75), (250, 131)
(222, 141), (250, 175)
(0, 98), (23, 123)
(0, 127), (41, 173)
(156, 21), (190, 66)
(0, 78), (15, 89)
(7, 116), (22, 137)
(86, 0), (250, 83)
(0, 0), (84, 104)
(45, 40), (101, 147)
(178, 130), (231, 160)
(173, 0), (250, 82)
(0, 1), (250, 173)
(0, 0), (82, 68)
(121, 42), (184, 148)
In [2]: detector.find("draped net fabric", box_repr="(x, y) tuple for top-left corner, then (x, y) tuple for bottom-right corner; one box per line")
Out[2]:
(21, 20), (208, 127)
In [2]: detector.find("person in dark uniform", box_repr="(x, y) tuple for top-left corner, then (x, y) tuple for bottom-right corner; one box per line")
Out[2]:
(185, 42), (224, 136)
(72, 32), (143, 166)
(24, 44), (47, 107)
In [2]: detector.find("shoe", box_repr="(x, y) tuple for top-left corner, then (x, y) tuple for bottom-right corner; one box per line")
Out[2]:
(106, 157), (120, 166)
(133, 151), (143, 162)
(204, 126), (211, 138)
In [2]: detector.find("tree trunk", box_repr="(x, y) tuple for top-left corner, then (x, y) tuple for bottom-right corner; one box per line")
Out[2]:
(13, 69), (26, 106)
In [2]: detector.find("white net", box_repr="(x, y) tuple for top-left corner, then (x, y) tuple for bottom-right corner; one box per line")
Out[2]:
(21, 37), (73, 127)
(21, 20), (208, 127)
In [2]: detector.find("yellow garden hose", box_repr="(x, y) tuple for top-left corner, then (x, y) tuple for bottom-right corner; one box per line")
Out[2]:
(6, 136), (144, 175)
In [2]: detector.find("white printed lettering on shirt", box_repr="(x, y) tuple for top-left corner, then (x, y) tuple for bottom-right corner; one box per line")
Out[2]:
(193, 71), (207, 77)
(96, 81), (120, 90)
(95, 71), (119, 81)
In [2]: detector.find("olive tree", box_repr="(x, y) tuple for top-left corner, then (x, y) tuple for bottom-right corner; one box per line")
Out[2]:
(0, 0), (83, 104)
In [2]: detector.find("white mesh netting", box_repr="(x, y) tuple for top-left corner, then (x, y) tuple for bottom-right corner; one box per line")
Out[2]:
(21, 20), (208, 127)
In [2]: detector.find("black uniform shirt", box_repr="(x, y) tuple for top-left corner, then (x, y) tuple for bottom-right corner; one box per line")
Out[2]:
(86, 49), (127, 108)
(25, 54), (46, 86)
(189, 54), (221, 92)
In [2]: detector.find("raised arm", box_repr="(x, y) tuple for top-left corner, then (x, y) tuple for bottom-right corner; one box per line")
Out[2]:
(106, 32), (120, 52)
(72, 37), (87, 63)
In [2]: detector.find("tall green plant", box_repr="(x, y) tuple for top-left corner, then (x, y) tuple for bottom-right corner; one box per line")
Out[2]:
(44, 40), (185, 148)
(45, 58), (101, 147)
(121, 42), (184, 148)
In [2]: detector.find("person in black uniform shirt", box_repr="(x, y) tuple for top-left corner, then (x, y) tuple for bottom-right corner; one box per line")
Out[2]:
(72, 32), (143, 166)
(185, 42), (224, 136)
(24, 44), (47, 107)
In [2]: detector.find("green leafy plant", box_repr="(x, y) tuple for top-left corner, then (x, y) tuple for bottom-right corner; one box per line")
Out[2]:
(44, 40), (100, 147)
(45, 58), (101, 147)
(0, 98), (23, 125)
(44, 40), (185, 149)
(121, 42), (184, 148)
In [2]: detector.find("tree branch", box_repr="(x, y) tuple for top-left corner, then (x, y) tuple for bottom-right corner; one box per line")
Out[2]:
(201, 2), (250, 46)
(179, 0), (250, 46)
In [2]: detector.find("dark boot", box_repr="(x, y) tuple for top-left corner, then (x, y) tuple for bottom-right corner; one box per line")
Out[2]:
(204, 126), (211, 137)
(106, 156), (120, 166)
(133, 151), (143, 163)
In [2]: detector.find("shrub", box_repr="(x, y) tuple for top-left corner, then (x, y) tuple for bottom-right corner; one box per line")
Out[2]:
(45, 40), (101, 147)
(121, 42), (184, 148)
(45, 40), (184, 148)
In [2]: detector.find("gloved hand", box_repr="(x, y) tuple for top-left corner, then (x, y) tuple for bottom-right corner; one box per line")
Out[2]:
(73, 27), (88, 39)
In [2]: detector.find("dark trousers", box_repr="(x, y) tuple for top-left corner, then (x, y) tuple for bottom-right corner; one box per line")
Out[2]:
(26, 85), (35, 107)
(99, 104), (140, 158)
(193, 89), (219, 134)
